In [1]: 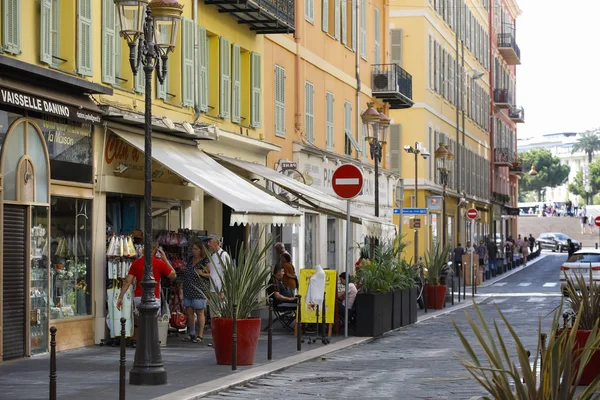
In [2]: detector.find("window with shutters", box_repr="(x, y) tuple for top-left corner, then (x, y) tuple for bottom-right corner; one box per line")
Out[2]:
(351, 0), (356, 51)
(41, 0), (61, 66)
(181, 18), (194, 107)
(428, 35), (433, 90)
(275, 65), (285, 137)
(326, 92), (334, 151)
(390, 29), (402, 67)
(344, 101), (353, 156)
(361, 108), (367, 162)
(219, 36), (231, 119)
(334, 0), (340, 39)
(157, 26), (170, 101)
(374, 8), (380, 65)
(360, 0), (366, 59)
(231, 44), (241, 123)
(3, 0), (20, 55)
(197, 26), (209, 113)
(102, 0), (119, 85)
(389, 125), (401, 174)
(77, 0), (93, 76)
(250, 52), (262, 128)
(305, 81), (314, 143)
(340, 0), (346, 45)
(305, 0), (314, 23)
(322, 0), (339, 37)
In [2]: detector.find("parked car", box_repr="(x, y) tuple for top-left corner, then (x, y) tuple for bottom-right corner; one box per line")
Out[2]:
(560, 249), (600, 292)
(536, 232), (581, 252)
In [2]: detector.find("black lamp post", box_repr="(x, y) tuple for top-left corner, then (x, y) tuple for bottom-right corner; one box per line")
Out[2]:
(403, 142), (430, 263)
(434, 143), (453, 249)
(361, 103), (389, 218)
(114, 0), (182, 386)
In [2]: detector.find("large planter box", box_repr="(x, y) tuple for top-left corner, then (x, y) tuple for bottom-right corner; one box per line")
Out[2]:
(355, 291), (393, 337)
(391, 289), (402, 329)
(408, 287), (418, 324)
(400, 289), (411, 327)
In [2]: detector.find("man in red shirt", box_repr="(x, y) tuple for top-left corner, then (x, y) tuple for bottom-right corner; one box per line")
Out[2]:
(117, 242), (177, 312)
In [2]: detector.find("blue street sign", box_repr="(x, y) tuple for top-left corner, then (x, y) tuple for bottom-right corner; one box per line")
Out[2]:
(402, 208), (428, 215)
(393, 208), (401, 214)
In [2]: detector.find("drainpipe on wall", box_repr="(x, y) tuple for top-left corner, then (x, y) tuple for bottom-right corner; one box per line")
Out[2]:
(355, 0), (361, 155)
(489, 0), (495, 238)
(294, 0), (303, 133)
(193, 0), (201, 120)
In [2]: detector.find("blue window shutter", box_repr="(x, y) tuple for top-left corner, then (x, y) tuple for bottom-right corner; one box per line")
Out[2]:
(40, 0), (52, 64)
(198, 26), (208, 112)
(77, 0), (93, 76)
(3, 0), (20, 54)
(102, 0), (116, 84)
(181, 18), (194, 107)
(231, 43), (241, 123)
(250, 52), (262, 128)
(219, 36), (231, 118)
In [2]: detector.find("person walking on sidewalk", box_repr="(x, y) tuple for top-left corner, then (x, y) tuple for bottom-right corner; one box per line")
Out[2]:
(567, 239), (576, 259)
(487, 239), (498, 277)
(181, 241), (211, 343)
(528, 234), (535, 254)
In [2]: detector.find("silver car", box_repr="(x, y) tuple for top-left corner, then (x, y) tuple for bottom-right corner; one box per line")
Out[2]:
(560, 250), (600, 292)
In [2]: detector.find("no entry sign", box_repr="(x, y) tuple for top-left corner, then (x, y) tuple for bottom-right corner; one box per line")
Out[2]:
(466, 208), (478, 220)
(595, 216), (600, 227)
(332, 164), (364, 199)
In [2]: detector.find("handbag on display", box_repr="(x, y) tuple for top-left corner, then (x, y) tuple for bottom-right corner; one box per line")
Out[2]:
(179, 233), (188, 248)
(170, 311), (187, 330)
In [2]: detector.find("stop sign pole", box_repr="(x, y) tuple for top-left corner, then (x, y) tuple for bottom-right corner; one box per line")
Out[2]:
(332, 164), (363, 338)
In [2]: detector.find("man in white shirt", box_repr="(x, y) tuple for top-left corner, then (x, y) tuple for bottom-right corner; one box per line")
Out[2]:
(205, 236), (231, 293)
(337, 272), (357, 318)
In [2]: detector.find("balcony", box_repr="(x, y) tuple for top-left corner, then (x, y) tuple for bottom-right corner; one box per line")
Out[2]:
(509, 106), (525, 123)
(371, 64), (414, 109)
(494, 88), (512, 109)
(509, 162), (524, 177)
(494, 147), (513, 166)
(497, 33), (521, 65)
(204, 0), (294, 34)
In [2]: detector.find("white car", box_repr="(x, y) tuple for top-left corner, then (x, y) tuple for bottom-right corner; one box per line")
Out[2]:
(560, 249), (600, 293)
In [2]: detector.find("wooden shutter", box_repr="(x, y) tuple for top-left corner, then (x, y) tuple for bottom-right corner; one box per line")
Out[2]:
(351, 0), (356, 50)
(3, 0), (20, 54)
(102, 0), (116, 84)
(198, 26), (208, 112)
(275, 65), (285, 137)
(219, 36), (231, 118)
(181, 18), (194, 107)
(360, 0), (366, 58)
(334, 0), (340, 39)
(250, 52), (262, 128)
(326, 92), (334, 150)
(40, 0), (53, 64)
(231, 44), (241, 123)
(389, 125), (401, 174)
(341, 0), (346, 45)
(305, 0), (314, 23)
(305, 81), (314, 143)
(390, 29), (402, 67)
(77, 0), (93, 76)
(374, 8), (380, 65)
(322, 0), (329, 32)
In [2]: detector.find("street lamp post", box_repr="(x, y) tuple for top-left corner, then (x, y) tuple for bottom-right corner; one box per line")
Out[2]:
(434, 144), (453, 248)
(361, 103), (389, 218)
(114, 0), (182, 386)
(403, 143), (430, 263)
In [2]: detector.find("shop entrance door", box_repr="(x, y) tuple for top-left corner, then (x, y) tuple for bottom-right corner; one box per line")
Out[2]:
(327, 217), (336, 270)
(2, 205), (27, 360)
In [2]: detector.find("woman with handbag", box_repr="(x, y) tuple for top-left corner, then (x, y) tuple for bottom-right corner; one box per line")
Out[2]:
(181, 241), (211, 343)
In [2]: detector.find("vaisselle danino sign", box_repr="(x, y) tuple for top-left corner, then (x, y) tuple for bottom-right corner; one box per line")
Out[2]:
(0, 88), (102, 125)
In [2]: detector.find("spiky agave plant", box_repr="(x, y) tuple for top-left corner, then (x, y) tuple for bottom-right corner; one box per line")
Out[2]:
(423, 242), (450, 286)
(453, 302), (600, 400)
(564, 270), (600, 330)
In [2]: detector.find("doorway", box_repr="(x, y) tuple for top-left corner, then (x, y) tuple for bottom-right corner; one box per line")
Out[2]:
(327, 217), (337, 269)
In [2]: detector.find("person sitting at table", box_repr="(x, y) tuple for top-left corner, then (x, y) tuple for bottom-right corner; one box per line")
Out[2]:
(269, 266), (297, 307)
(336, 272), (357, 318)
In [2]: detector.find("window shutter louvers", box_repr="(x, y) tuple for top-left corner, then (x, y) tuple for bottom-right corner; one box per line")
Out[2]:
(390, 29), (403, 67)
(219, 36), (231, 118)
(231, 44), (241, 123)
(360, 0), (366, 58)
(275, 65), (285, 137)
(305, 81), (314, 143)
(102, 0), (117, 84)
(77, 0), (93, 76)
(334, 0), (340, 39)
(3, 0), (21, 54)
(198, 26), (208, 112)
(181, 18), (194, 107)
(41, 0), (53, 64)
(374, 8), (380, 65)
(351, 0), (356, 50)
(390, 125), (401, 174)
(341, 0), (346, 45)
(322, 0), (329, 32)
(250, 52), (262, 128)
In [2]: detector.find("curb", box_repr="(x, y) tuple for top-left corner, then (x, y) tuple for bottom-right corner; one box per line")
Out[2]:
(153, 296), (489, 400)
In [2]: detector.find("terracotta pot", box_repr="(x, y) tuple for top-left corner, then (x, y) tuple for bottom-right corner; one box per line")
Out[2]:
(426, 284), (446, 310)
(211, 317), (261, 366)
(557, 329), (600, 385)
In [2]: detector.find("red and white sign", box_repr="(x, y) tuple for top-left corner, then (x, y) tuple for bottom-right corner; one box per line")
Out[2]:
(594, 216), (600, 227)
(466, 208), (479, 220)
(332, 164), (364, 200)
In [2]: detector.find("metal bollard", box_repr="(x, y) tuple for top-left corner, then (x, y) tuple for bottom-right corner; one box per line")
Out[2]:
(267, 298), (273, 361)
(596, 243), (598, 249)
(49, 326), (57, 400)
(457, 264), (461, 303)
(119, 317), (126, 400)
(296, 295), (302, 351)
(232, 304), (237, 371)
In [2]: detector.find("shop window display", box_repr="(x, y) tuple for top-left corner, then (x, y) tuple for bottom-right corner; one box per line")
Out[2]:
(31, 206), (49, 354)
(50, 197), (92, 319)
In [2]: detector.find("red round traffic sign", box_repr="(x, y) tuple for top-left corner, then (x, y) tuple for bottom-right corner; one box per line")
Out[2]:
(595, 216), (600, 227)
(466, 208), (478, 220)
(332, 164), (364, 199)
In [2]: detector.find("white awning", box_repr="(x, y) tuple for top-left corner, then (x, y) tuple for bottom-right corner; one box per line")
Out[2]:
(212, 154), (396, 238)
(111, 129), (301, 226)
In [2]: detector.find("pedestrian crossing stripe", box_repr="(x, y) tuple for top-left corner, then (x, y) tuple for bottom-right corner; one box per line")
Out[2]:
(543, 282), (558, 287)
(518, 283), (532, 287)
(488, 299), (508, 304)
(492, 282), (507, 286)
(526, 297), (546, 303)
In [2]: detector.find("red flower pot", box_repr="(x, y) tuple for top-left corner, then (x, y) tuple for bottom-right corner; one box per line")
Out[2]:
(557, 329), (600, 385)
(211, 317), (261, 366)
(426, 284), (446, 310)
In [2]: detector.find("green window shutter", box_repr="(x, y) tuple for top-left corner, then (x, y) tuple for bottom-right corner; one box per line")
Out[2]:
(181, 18), (194, 107)
(389, 124), (402, 174)
(360, 0), (366, 58)
(134, 57), (145, 93)
(77, 0), (93, 76)
(157, 73), (167, 100)
(390, 29), (402, 67)
(341, 0), (346, 45)
(326, 92), (334, 150)
(3, 0), (20, 54)
(197, 26), (208, 112)
(305, 81), (314, 143)
(231, 43), (241, 123)
(361, 108), (366, 162)
(374, 8), (380, 65)
(351, 0), (356, 51)
(114, 10), (122, 85)
(250, 52), (262, 128)
(102, 0), (116, 84)
(334, 0), (340, 40)
(322, 0), (328, 32)
(305, 0), (314, 23)
(275, 65), (285, 137)
(219, 36), (230, 119)
(40, 0), (53, 64)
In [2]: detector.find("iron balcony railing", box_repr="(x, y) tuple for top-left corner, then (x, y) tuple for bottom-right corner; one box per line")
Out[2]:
(371, 64), (413, 101)
(509, 106), (525, 121)
(494, 88), (514, 105)
(494, 147), (513, 164)
(254, 0), (294, 29)
(497, 32), (521, 61)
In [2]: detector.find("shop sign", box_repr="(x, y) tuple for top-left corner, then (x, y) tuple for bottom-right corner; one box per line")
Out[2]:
(0, 87), (102, 125)
(105, 134), (142, 166)
(426, 196), (442, 211)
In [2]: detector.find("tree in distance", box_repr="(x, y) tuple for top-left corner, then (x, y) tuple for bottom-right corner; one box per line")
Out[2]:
(518, 148), (570, 202)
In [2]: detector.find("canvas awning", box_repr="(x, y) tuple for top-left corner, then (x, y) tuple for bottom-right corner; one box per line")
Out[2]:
(212, 154), (396, 238)
(111, 129), (301, 226)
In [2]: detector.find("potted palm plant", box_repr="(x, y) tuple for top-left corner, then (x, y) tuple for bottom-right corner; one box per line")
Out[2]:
(354, 256), (393, 337)
(201, 238), (273, 366)
(423, 242), (450, 310)
(453, 301), (600, 398)
(562, 271), (600, 385)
